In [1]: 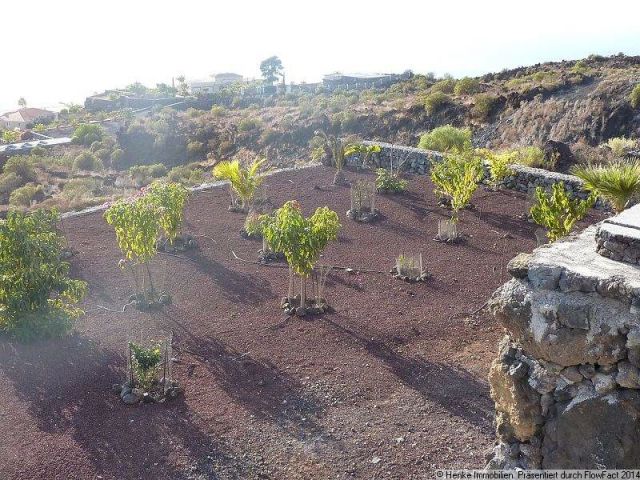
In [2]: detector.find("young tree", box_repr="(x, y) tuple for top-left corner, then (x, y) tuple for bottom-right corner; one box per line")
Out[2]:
(18, 97), (27, 108)
(0, 210), (87, 340)
(530, 183), (594, 242)
(260, 56), (284, 85)
(263, 201), (340, 311)
(104, 182), (189, 306)
(212, 157), (266, 211)
(430, 152), (484, 221)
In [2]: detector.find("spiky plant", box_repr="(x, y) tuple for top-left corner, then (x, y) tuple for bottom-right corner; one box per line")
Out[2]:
(213, 158), (266, 210)
(572, 161), (640, 213)
(313, 130), (357, 185)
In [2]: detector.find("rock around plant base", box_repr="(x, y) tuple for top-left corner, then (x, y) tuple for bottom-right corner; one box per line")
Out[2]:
(157, 234), (197, 253)
(113, 380), (183, 406)
(281, 295), (330, 317)
(129, 292), (172, 311)
(390, 266), (430, 283)
(346, 208), (380, 223)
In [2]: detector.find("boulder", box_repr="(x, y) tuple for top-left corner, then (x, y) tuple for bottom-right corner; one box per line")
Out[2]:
(488, 356), (541, 442)
(507, 253), (532, 279)
(616, 361), (640, 389)
(490, 279), (629, 366)
(542, 390), (640, 468)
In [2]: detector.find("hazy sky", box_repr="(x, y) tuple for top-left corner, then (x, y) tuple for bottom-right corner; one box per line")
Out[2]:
(2, 0), (640, 113)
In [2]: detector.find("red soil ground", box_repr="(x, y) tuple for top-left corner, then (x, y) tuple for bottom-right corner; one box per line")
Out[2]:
(0, 166), (604, 480)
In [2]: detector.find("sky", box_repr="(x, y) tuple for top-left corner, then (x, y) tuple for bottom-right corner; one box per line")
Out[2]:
(2, 0), (640, 113)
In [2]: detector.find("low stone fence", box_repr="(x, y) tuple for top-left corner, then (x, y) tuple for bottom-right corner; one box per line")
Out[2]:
(351, 141), (597, 204)
(345, 141), (442, 175)
(486, 207), (640, 468)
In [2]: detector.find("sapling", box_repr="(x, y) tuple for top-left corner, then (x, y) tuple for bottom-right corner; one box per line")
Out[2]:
(213, 157), (266, 211)
(530, 183), (595, 242)
(430, 152), (483, 221)
(263, 201), (340, 312)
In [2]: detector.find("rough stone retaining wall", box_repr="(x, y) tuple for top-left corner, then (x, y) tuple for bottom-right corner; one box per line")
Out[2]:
(351, 141), (597, 203)
(596, 206), (640, 263)
(486, 218), (640, 469)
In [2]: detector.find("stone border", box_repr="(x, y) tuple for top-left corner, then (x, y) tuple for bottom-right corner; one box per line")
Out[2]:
(60, 163), (322, 220)
(348, 141), (604, 207)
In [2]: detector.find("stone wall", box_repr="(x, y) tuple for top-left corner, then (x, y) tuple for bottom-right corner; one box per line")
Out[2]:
(595, 207), (640, 264)
(351, 141), (597, 204)
(486, 214), (640, 469)
(345, 141), (443, 175)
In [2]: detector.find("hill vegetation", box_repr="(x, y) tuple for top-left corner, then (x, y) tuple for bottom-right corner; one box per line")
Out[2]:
(1, 53), (640, 213)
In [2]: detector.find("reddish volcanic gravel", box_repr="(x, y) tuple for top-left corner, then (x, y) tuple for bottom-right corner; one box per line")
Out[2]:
(0, 166), (604, 479)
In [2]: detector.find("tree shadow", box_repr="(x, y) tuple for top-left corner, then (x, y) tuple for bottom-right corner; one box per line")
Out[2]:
(185, 251), (274, 306)
(0, 334), (252, 479)
(172, 333), (340, 449)
(322, 316), (494, 433)
(470, 209), (536, 241)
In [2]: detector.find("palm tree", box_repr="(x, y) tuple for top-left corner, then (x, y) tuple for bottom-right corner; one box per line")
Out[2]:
(572, 161), (640, 213)
(314, 130), (357, 185)
(213, 158), (266, 211)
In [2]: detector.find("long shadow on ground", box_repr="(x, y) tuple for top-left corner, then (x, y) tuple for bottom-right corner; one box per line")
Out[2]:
(322, 316), (494, 433)
(0, 334), (252, 479)
(170, 328), (340, 451)
(184, 251), (274, 306)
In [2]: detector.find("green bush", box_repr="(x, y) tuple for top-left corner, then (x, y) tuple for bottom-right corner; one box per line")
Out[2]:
(605, 137), (637, 158)
(3, 156), (37, 183)
(110, 148), (125, 169)
(454, 77), (481, 95)
(187, 140), (205, 158)
(418, 125), (472, 153)
(9, 183), (43, 207)
(424, 91), (452, 115)
(511, 146), (553, 169)
(210, 105), (227, 117)
(473, 94), (498, 120)
(30, 146), (46, 156)
(238, 117), (262, 132)
(129, 342), (162, 391)
(244, 212), (267, 238)
(431, 78), (456, 94)
(71, 124), (104, 146)
(0, 172), (23, 196)
(530, 183), (594, 242)
(375, 168), (407, 193)
(430, 152), (484, 220)
(129, 164), (168, 185)
(630, 84), (640, 109)
(62, 178), (102, 203)
(0, 210), (87, 340)
(73, 152), (103, 172)
(572, 161), (640, 212)
(167, 165), (204, 185)
(94, 148), (112, 163)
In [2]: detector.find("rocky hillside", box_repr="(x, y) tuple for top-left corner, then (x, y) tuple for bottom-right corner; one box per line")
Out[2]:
(164, 54), (640, 171)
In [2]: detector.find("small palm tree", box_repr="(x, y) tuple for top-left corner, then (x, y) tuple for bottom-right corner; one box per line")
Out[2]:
(314, 130), (355, 185)
(572, 161), (640, 213)
(213, 158), (266, 211)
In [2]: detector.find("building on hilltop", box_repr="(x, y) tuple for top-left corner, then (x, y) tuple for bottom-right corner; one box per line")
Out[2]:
(0, 108), (57, 130)
(322, 71), (412, 91)
(188, 73), (244, 95)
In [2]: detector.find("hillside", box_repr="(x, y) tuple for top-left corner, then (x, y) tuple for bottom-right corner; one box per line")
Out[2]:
(1, 54), (640, 213)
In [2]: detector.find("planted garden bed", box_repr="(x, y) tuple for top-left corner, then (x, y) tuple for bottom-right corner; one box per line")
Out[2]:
(0, 166), (604, 480)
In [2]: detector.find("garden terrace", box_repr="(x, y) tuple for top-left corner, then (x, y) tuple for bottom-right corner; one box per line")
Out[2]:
(0, 165), (603, 479)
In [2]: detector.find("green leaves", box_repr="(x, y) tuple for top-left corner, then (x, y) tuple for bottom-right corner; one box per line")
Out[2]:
(263, 201), (340, 277)
(530, 183), (594, 242)
(0, 209), (87, 340)
(572, 161), (640, 213)
(430, 152), (483, 220)
(104, 182), (189, 262)
(375, 168), (407, 193)
(212, 158), (265, 208)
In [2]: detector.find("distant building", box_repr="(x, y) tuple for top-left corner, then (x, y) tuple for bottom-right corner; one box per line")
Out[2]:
(0, 137), (71, 156)
(0, 108), (57, 130)
(84, 90), (177, 112)
(188, 73), (244, 95)
(322, 71), (412, 91)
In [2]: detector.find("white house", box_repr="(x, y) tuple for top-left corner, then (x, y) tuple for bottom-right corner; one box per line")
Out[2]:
(188, 73), (244, 95)
(0, 108), (57, 130)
